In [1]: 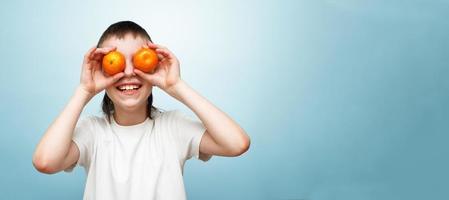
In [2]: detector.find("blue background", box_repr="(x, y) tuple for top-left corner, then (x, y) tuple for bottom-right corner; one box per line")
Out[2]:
(1, 0), (448, 199)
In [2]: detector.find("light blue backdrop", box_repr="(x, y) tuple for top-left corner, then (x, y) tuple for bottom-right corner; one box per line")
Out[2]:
(1, 0), (448, 199)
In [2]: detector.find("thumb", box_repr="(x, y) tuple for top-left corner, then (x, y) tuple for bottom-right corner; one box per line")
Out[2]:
(105, 72), (124, 85)
(134, 69), (158, 84)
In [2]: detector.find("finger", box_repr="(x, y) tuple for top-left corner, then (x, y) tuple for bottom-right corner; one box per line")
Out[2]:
(155, 48), (173, 59)
(134, 68), (149, 77)
(134, 69), (157, 83)
(105, 72), (125, 85)
(91, 46), (117, 61)
(84, 46), (97, 62)
(147, 42), (166, 50)
(144, 42), (166, 60)
(91, 60), (101, 70)
(146, 42), (175, 59)
(93, 46), (117, 55)
(93, 54), (103, 61)
(157, 53), (164, 60)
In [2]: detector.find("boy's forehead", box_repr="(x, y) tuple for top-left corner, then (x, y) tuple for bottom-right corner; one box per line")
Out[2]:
(102, 34), (147, 55)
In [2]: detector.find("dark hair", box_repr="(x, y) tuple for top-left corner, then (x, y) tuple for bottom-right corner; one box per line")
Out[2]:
(96, 21), (156, 122)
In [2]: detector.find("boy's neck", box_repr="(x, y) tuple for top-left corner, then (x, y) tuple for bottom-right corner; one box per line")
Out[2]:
(113, 104), (148, 126)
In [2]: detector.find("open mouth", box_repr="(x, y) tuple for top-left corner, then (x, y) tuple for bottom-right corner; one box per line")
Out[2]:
(116, 84), (142, 95)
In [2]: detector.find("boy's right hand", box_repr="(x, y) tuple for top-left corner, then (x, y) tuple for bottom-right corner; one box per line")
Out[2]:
(79, 46), (124, 98)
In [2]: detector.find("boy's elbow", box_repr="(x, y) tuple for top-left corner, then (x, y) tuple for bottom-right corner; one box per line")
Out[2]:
(231, 134), (251, 157)
(32, 155), (60, 174)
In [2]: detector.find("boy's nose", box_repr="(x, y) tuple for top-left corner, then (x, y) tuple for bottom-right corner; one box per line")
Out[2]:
(123, 58), (135, 77)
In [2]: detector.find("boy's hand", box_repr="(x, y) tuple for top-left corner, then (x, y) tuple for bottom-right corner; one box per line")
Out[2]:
(79, 46), (124, 98)
(134, 42), (181, 94)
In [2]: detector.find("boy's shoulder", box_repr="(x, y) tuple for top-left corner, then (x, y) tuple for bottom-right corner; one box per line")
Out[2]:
(158, 109), (186, 119)
(152, 108), (183, 119)
(78, 115), (108, 128)
(159, 109), (200, 124)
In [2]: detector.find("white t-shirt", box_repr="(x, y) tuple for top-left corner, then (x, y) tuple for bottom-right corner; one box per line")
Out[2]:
(64, 109), (212, 200)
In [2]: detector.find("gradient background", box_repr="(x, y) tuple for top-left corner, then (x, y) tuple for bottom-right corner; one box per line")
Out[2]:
(1, 0), (448, 199)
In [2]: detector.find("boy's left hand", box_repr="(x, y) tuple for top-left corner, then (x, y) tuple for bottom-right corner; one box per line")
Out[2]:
(134, 42), (181, 94)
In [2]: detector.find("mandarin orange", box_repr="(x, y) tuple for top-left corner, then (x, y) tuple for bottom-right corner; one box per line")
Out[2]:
(102, 51), (125, 75)
(133, 48), (159, 73)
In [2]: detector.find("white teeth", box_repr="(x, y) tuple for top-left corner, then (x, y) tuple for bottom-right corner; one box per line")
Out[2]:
(118, 85), (140, 91)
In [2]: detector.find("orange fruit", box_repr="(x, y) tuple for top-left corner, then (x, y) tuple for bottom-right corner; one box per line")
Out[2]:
(102, 51), (125, 75)
(133, 48), (159, 73)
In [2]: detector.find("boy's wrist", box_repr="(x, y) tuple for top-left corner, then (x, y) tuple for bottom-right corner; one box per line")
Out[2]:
(75, 86), (94, 105)
(165, 79), (187, 99)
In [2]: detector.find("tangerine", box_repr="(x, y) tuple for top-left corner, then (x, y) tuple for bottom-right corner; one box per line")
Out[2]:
(133, 48), (159, 73)
(102, 51), (125, 75)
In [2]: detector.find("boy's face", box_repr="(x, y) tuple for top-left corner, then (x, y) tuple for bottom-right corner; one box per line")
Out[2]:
(100, 33), (152, 112)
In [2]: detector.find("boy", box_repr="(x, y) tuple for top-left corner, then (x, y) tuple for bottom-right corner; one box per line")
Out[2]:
(33, 21), (250, 199)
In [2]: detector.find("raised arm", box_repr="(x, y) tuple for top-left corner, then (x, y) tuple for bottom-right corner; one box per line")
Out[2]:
(134, 42), (250, 158)
(32, 46), (123, 174)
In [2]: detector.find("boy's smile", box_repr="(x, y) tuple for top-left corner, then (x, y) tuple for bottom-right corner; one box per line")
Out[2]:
(114, 80), (143, 96)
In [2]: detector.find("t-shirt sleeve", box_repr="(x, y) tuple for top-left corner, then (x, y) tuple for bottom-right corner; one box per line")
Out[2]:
(169, 110), (212, 163)
(64, 116), (95, 172)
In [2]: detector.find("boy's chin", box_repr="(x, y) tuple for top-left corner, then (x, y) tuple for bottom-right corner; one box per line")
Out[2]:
(115, 99), (146, 111)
